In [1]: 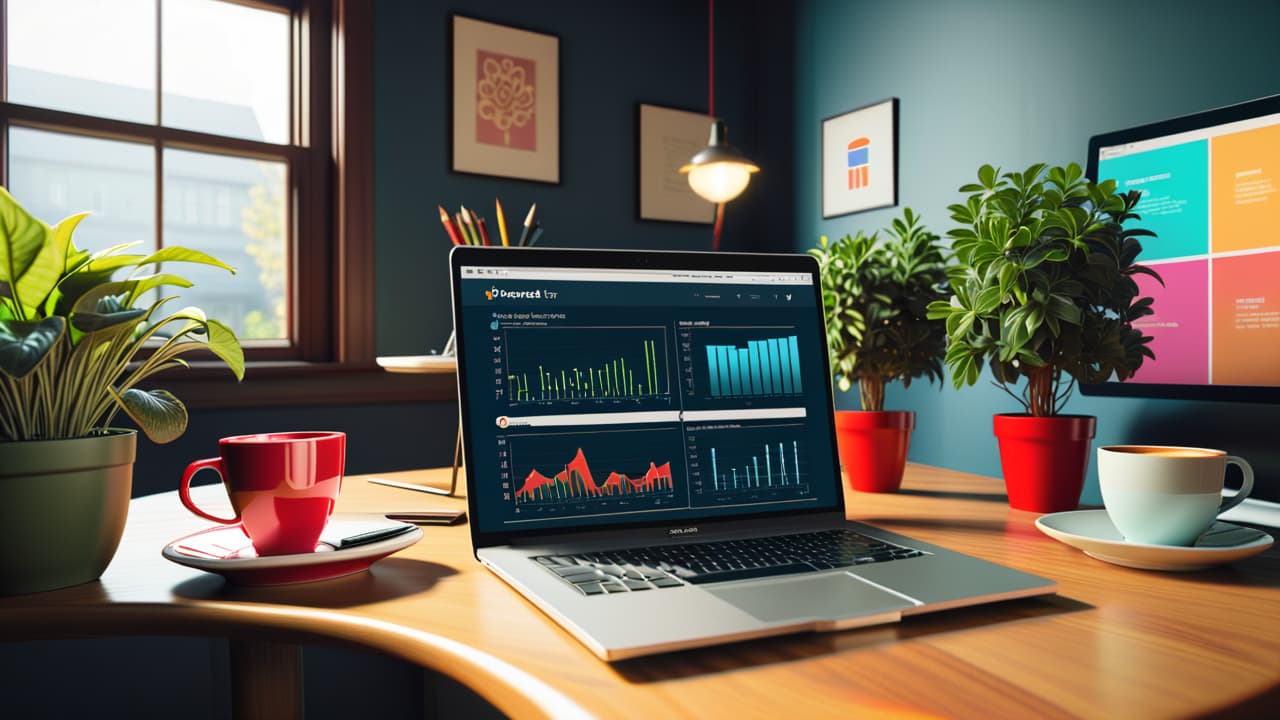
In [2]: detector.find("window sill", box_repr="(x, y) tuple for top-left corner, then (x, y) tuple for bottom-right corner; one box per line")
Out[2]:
(148, 361), (458, 410)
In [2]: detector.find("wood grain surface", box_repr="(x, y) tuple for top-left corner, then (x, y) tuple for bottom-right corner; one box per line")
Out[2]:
(1, 464), (1276, 719)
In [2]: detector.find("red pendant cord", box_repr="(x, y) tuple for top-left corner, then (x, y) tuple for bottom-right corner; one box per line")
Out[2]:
(708, 0), (723, 250)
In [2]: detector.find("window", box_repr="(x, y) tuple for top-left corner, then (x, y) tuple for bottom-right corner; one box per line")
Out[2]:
(0, 0), (418, 406)
(4, 0), (292, 348)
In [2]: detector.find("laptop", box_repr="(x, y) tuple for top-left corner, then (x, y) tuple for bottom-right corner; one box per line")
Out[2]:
(449, 246), (1055, 661)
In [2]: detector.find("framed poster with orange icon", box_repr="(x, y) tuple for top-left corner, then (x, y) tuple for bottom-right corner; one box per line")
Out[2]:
(452, 15), (559, 183)
(821, 98), (898, 217)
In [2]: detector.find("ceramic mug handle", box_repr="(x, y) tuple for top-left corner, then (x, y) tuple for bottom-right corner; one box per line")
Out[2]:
(180, 457), (241, 524)
(1218, 456), (1254, 515)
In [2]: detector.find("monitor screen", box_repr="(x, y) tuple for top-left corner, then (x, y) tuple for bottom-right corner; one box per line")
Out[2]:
(1083, 94), (1280, 402)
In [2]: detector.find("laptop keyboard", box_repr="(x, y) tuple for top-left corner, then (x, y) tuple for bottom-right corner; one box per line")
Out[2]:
(533, 529), (928, 596)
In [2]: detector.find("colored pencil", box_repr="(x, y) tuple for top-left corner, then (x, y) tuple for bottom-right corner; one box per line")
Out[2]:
(527, 224), (544, 247)
(518, 203), (537, 246)
(454, 211), (468, 244)
(466, 206), (489, 245)
(438, 205), (463, 246)
(457, 210), (477, 245)
(495, 198), (510, 246)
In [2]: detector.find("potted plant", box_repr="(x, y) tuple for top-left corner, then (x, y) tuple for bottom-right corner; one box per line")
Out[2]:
(810, 208), (948, 492)
(0, 187), (244, 595)
(927, 163), (1159, 512)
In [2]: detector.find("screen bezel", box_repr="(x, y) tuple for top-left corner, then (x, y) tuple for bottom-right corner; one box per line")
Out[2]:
(448, 246), (846, 551)
(1081, 92), (1280, 404)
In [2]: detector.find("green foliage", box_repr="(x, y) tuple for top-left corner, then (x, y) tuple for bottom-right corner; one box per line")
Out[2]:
(809, 208), (948, 410)
(0, 186), (244, 442)
(925, 163), (1160, 416)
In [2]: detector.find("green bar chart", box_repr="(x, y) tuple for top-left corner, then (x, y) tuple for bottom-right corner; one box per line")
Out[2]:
(503, 326), (669, 403)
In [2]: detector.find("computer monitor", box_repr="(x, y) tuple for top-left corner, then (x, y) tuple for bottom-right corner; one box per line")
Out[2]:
(1082, 94), (1280, 403)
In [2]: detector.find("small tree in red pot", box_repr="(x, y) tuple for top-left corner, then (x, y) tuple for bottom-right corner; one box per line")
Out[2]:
(927, 163), (1160, 512)
(810, 208), (947, 492)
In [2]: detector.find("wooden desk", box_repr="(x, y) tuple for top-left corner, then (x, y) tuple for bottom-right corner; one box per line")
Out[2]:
(2, 464), (1277, 719)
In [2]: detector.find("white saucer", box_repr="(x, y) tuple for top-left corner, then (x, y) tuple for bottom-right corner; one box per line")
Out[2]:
(1035, 510), (1273, 571)
(162, 514), (423, 585)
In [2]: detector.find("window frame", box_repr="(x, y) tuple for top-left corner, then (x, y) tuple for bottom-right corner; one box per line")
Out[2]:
(0, 0), (454, 407)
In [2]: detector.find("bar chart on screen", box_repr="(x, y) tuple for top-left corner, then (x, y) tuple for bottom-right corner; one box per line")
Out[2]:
(684, 422), (813, 507)
(680, 325), (806, 403)
(500, 325), (671, 406)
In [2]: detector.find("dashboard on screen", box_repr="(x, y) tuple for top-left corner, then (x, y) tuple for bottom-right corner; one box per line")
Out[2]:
(450, 252), (844, 546)
(1082, 94), (1280, 402)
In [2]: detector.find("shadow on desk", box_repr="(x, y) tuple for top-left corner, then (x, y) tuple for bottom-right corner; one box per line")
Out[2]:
(894, 487), (1011, 503)
(171, 558), (458, 608)
(613, 594), (1091, 683)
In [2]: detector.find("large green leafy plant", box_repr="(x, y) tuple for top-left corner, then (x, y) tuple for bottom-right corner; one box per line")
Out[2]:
(0, 187), (244, 443)
(810, 208), (948, 411)
(926, 163), (1159, 417)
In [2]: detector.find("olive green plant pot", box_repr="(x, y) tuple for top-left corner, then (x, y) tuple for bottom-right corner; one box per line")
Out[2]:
(0, 429), (136, 596)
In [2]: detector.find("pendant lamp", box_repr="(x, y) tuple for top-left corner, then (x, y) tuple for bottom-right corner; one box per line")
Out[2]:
(678, 0), (758, 248)
(681, 120), (759, 204)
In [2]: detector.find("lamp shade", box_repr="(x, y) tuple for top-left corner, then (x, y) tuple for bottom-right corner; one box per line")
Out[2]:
(679, 120), (759, 203)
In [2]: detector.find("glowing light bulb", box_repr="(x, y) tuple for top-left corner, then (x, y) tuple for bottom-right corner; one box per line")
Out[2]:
(679, 121), (759, 204)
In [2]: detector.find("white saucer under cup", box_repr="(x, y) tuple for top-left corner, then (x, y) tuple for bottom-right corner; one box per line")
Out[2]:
(1035, 510), (1272, 571)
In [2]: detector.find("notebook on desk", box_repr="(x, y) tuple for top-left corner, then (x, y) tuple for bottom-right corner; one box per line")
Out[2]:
(449, 246), (1055, 660)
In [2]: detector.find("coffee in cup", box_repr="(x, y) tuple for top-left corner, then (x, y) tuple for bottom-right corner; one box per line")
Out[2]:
(180, 431), (346, 556)
(1097, 445), (1253, 546)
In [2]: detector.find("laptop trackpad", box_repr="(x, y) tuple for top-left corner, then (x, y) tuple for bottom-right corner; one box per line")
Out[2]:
(706, 572), (917, 623)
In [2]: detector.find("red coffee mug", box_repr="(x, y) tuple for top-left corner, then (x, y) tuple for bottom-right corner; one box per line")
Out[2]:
(180, 431), (346, 556)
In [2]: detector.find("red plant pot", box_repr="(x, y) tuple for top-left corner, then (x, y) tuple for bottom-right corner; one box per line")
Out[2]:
(993, 413), (1096, 513)
(834, 410), (915, 493)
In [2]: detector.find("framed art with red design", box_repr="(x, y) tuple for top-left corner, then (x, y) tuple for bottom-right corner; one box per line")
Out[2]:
(821, 98), (898, 218)
(451, 15), (559, 183)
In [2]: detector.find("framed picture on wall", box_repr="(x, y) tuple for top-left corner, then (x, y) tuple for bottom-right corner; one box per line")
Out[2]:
(451, 15), (559, 183)
(637, 103), (716, 223)
(821, 98), (898, 217)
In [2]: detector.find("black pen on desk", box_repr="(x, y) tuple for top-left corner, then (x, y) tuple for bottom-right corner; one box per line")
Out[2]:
(385, 510), (466, 526)
(527, 224), (544, 247)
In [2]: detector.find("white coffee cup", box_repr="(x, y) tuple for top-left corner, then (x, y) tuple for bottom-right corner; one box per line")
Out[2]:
(1097, 445), (1254, 546)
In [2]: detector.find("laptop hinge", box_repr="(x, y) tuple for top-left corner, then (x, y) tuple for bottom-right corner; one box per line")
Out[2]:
(501, 510), (848, 550)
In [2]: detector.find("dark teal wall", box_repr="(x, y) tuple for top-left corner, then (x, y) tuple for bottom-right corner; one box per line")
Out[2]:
(374, 0), (793, 355)
(128, 402), (459, 497)
(791, 0), (1280, 502)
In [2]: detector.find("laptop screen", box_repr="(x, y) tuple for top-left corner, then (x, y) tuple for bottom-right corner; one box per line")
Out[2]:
(451, 248), (843, 541)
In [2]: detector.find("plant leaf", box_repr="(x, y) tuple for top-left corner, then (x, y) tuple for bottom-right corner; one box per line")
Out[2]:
(72, 306), (147, 332)
(133, 246), (236, 275)
(53, 255), (148, 317)
(125, 272), (194, 306)
(16, 211), (86, 315)
(0, 191), (69, 317)
(204, 318), (246, 380)
(116, 388), (188, 444)
(0, 187), (49, 288)
(0, 317), (65, 378)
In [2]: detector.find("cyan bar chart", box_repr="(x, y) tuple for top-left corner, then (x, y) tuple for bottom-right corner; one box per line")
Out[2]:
(705, 334), (803, 397)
